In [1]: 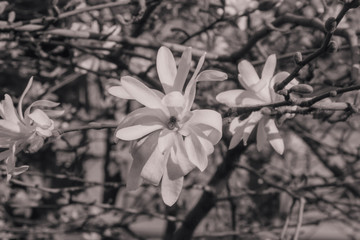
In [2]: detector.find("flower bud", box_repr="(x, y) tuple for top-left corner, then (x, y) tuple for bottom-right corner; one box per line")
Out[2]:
(324, 17), (337, 33)
(293, 52), (303, 65)
(327, 41), (338, 53)
(25, 136), (45, 153)
(289, 84), (314, 94)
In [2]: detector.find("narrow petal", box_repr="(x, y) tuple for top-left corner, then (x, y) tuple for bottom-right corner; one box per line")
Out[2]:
(261, 54), (276, 83)
(173, 47), (192, 92)
(28, 109), (52, 128)
(18, 77), (33, 121)
(265, 119), (284, 155)
(166, 135), (195, 180)
(242, 112), (262, 145)
(238, 60), (260, 90)
(0, 120), (22, 134)
(157, 46), (177, 94)
(158, 129), (176, 154)
(108, 86), (133, 99)
(118, 107), (167, 130)
(161, 170), (183, 206)
(196, 70), (228, 82)
(121, 76), (164, 109)
(229, 128), (244, 149)
(256, 118), (267, 152)
(127, 131), (160, 190)
(216, 90), (265, 107)
(2, 95), (21, 124)
(184, 53), (206, 111)
(116, 124), (163, 141)
(183, 110), (222, 145)
(141, 144), (167, 185)
(184, 133), (208, 171)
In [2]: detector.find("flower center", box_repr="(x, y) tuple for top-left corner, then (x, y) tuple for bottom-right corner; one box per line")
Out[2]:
(167, 116), (178, 130)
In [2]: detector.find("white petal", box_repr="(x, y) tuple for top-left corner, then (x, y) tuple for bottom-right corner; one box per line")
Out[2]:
(28, 109), (52, 128)
(270, 72), (290, 102)
(166, 135), (195, 180)
(118, 107), (167, 130)
(108, 86), (133, 99)
(242, 112), (263, 145)
(196, 70), (227, 82)
(141, 144), (167, 185)
(238, 60), (260, 90)
(161, 91), (185, 117)
(0, 120), (22, 135)
(116, 124), (164, 141)
(256, 117), (267, 152)
(216, 90), (265, 107)
(173, 47), (192, 92)
(184, 53), (206, 111)
(157, 46), (177, 94)
(121, 76), (164, 109)
(161, 170), (183, 206)
(229, 128), (244, 149)
(2, 95), (21, 124)
(127, 131), (161, 190)
(265, 119), (284, 155)
(184, 109), (222, 145)
(261, 54), (276, 83)
(184, 134), (208, 171)
(158, 129), (176, 154)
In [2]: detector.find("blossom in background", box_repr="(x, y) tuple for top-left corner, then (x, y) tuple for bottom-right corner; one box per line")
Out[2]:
(216, 54), (297, 155)
(109, 46), (227, 206)
(0, 77), (63, 180)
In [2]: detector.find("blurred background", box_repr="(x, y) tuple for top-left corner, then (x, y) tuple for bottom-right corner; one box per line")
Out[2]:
(1, 0), (360, 239)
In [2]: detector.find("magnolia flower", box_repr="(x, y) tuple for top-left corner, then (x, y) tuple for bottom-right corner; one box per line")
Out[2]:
(0, 77), (63, 180)
(216, 54), (297, 155)
(109, 46), (227, 206)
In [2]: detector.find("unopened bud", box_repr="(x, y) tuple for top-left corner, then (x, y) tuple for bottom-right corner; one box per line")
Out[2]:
(260, 107), (272, 115)
(327, 41), (338, 53)
(329, 90), (337, 97)
(289, 84), (314, 94)
(293, 52), (303, 65)
(324, 17), (337, 33)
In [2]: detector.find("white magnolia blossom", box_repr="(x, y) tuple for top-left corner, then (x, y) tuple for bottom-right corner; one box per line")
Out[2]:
(0, 77), (63, 180)
(109, 46), (227, 206)
(216, 54), (297, 155)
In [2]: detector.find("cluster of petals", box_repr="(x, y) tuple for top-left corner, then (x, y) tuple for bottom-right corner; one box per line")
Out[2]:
(109, 46), (227, 206)
(216, 54), (298, 155)
(0, 77), (62, 180)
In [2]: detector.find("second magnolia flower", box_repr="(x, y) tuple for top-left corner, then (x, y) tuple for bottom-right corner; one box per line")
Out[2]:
(109, 46), (227, 206)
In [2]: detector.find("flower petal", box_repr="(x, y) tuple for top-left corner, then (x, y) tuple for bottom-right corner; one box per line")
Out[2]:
(157, 46), (177, 94)
(261, 54), (276, 83)
(161, 91), (185, 117)
(256, 117), (267, 152)
(184, 52), (206, 111)
(2, 95), (21, 124)
(196, 70), (228, 82)
(216, 90), (265, 107)
(141, 145), (166, 185)
(161, 170), (183, 206)
(265, 119), (284, 155)
(242, 112), (262, 145)
(28, 109), (52, 128)
(166, 135), (195, 180)
(108, 86), (133, 99)
(158, 129), (176, 154)
(184, 133), (208, 171)
(173, 47), (192, 92)
(0, 120), (22, 135)
(184, 109), (222, 145)
(116, 124), (164, 141)
(121, 76), (164, 109)
(127, 131), (161, 190)
(238, 60), (260, 90)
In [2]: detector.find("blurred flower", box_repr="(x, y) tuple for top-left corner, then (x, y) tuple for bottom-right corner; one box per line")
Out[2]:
(0, 77), (63, 180)
(216, 55), (297, 155)
(225, 0), (259, 30)
(109, 46), (227, 206)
